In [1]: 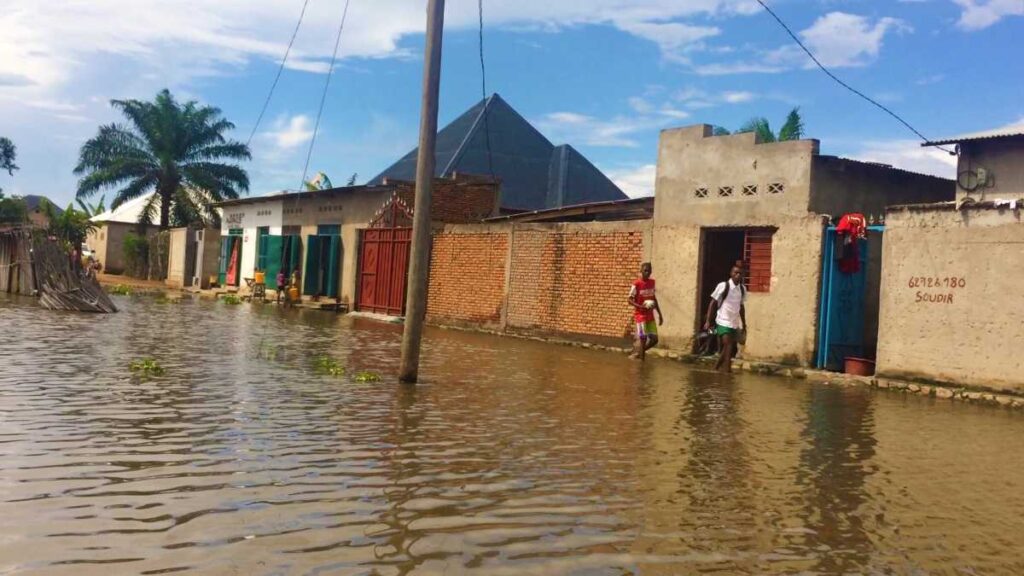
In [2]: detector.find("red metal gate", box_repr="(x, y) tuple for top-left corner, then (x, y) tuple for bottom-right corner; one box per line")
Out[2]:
(357, 228), (411, 315)
(357, 194), (414, 315)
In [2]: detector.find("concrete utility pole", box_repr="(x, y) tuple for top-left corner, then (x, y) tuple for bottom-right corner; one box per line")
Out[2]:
(399, 0), (445, 383)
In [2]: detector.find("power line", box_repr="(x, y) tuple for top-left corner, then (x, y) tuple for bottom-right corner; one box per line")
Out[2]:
(246, 0), (312, 147)
(753, 0), (953, 154)
(300, 0), (353, 189)
(478, 0), (496, 180)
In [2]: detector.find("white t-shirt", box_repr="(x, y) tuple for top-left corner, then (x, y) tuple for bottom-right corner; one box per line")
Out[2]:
(711, 280), (746, 329)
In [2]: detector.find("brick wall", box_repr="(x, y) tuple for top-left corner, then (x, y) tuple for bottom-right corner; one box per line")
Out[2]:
(427, 228), (508, 327)
(392, 175), (499, 224)
(506, 225), (645, 339)
(427, 221), (649, 342)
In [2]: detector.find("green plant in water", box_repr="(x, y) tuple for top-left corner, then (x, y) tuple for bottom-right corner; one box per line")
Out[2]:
(222, 294), (242, 305)
(110, 284), (132, 296)
(313, 356), (345, 377)
(354, 371), (380, 383)
(154, 294), (177, 304)
(129, 358), (165, 376)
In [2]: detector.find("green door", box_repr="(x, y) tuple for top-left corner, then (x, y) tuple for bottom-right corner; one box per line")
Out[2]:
(218, 237), (231, 286)
(304, 235), (321, 295)
(263, 236), (284, 289)
(325, 235), (341, 298)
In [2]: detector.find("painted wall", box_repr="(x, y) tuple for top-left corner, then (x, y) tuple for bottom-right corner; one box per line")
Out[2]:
(956, 138), (1024, 201)
(652, 125), (824, 364)
(876, 205), (1023, 392)
(220, 199), (283, 285)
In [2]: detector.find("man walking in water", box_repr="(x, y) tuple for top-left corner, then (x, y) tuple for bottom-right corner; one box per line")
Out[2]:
(628, 262), (664, 361)
(704, 264), (747, 373)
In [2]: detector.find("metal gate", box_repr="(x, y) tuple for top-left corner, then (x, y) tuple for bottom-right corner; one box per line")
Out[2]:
(816, 225), (883, 370)
(357, 227), (411, 315)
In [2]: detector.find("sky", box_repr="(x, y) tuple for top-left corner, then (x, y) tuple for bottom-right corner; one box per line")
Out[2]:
(1, 0), (1022, 205)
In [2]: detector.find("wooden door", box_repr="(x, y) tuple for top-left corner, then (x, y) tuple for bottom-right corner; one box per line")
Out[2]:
(357, 227), (411, 315)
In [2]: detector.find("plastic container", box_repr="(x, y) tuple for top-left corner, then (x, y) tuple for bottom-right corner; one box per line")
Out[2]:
(844, 357), (876, 376)
(254, 271), (265, 284)
(288, 287), (300, 301)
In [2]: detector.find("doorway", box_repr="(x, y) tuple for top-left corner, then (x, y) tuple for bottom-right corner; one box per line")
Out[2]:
(696, 229), (746, 338)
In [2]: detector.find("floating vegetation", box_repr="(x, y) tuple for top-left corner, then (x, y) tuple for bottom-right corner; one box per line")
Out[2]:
(354, 371), (381, 383)
(313, 356), (345, 377)
(221, 295), (242, 305)
(129, 358), (165, 377)
(109, 284), (133, 296)
(154, 294), (178, 304)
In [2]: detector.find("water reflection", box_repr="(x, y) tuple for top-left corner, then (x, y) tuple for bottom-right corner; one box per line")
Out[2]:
(1, 294), (1023, 575)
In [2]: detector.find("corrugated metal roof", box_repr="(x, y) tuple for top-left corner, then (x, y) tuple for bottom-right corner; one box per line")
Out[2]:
(923, 123), (1024, 146)
(369, 94), (626, 211)
(90, 192), (160, 225)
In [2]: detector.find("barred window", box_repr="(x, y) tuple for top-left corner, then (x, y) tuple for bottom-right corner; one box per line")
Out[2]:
(744, 229), (774, 292)
(742, 185), (757, 196)
(718, 186), (733, 197)
(768, 182), (785, 195)
(694, 187), (709, 199)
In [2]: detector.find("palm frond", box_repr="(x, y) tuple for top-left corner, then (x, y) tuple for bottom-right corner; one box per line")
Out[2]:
(778, 107), (805, 141)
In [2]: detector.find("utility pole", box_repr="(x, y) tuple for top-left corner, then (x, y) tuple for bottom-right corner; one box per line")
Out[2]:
(400, 0), (445, 383)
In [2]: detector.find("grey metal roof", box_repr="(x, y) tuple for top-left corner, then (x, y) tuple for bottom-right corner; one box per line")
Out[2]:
(23, 195), (63, 214)
(369, 94), (626, 211)
(923, 123), (1024, 147)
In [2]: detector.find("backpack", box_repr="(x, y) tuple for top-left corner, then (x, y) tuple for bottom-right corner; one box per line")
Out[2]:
(716, 280), (745, 304)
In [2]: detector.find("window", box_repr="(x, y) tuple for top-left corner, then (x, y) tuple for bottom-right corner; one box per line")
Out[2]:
(718, 186), (733, 197)
(768, 182), (785, 195)
(317, 224), (341, 236)
(744, 229), (774, 292)
(694, 187), (709, 199)
(742, 185), (758, 196)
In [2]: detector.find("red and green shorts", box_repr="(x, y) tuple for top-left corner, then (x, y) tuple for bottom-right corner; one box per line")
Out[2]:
(636, 319), (658, 340)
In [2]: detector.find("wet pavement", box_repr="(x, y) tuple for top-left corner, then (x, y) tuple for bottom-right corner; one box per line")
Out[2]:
(1, 293), (1022, 575)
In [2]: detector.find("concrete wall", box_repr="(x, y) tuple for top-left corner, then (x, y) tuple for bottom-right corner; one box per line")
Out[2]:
(957, 138), (1024, 201)
(810, 156), (955, 218)
(87, 222), (159, 275)
(220, 199), (283, 286)
(166, 228), (189, 288)
(877, 204), (1023, 392)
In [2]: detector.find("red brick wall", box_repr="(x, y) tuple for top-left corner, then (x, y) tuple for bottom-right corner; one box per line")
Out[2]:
(392, 176), (499, 224)
(427, 230), (508, 326)
(426, 222), (647, 341)
(506, 227), (644, 339)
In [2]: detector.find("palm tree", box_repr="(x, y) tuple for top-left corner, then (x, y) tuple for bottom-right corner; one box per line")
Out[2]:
(40, 200), (97, 249)
(74, 89), (251, 229)
(717, 107), (806, 142)
(75, 195), (106, 218)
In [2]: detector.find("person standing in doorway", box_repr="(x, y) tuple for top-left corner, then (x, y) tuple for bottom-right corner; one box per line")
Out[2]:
(628, 262), (664, 361)
(704, 264), (747, 373)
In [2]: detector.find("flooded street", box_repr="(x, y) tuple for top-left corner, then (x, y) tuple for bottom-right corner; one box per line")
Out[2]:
(1, 294), (1022, 575)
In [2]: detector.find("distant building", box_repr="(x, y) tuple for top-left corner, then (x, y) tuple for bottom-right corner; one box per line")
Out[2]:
(22, 195), (62, 229)
(369, 94), (626, 211)
(876, 124), (1024, 392)
(87, 193), (160, 274)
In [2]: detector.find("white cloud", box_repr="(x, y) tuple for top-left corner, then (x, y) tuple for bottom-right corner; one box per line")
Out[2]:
(606, 164), (657, 198)
(769, 12), (910, 68)
(615, 21), (720, 63)
(265, 115), (314, 150)
(953, 0), (1024, 30)
(847, 139), (957, 179)
(537, 112), (656, 148)
(722, 91), (755, 103)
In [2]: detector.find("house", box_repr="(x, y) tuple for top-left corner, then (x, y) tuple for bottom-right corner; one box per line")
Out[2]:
(876, 124), (1024, 392)
(86, 193), (160, 274)
(650, 125), (954, 366)
(23, 195), (64, 228)
(370, 94), (627, 211)
(212, 175), (499, 312)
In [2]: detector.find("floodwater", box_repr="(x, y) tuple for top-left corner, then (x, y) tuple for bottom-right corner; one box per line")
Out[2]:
(1, 294), (1022, 576)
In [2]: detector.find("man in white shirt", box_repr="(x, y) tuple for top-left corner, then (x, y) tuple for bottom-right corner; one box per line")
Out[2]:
(703, 264), (747, 373)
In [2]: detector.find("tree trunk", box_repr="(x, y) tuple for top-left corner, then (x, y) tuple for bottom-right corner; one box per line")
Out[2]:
(160, 189), (171, 230)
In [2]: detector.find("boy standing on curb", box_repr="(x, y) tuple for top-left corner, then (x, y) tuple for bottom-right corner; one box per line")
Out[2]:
(628, 262), (664, 361)
(704, 264), (747, 373)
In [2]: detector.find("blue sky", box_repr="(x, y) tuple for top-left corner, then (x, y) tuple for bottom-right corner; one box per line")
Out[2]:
(1, 0), (1022, 205)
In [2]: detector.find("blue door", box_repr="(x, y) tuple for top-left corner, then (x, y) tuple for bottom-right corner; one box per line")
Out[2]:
(816, 226), (883, 370)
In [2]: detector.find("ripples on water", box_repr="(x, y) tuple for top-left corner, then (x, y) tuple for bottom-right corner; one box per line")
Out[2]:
(0, 293), (1022, 575)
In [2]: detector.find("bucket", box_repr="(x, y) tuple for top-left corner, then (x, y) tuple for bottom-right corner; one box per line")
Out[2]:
(844, 357), (876, 376)
(254, 271), (265, 284)
(288, 287), (300, 302)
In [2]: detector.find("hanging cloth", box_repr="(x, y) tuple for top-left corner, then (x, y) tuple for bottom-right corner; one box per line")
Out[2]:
(835, 213), (867, 274)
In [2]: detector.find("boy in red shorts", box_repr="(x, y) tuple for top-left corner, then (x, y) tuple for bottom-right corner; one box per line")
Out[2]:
(628, 262), (664, 360)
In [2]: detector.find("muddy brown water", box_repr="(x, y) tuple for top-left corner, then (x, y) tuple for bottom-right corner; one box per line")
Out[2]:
(1, 293), (1022, 575)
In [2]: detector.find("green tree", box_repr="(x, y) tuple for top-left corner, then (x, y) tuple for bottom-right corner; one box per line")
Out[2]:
(346, 172), (358, 186)
(0, 137), (18, 195)
(76, 195), (106, 217)
(720, 107), (806, 142)
(74, 89), (251, 229)
(0, 192), (27, 225)
(41, 200), (98, 248)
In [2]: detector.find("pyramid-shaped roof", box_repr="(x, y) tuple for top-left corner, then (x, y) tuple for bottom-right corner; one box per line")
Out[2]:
(369, 94), (626, 211)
